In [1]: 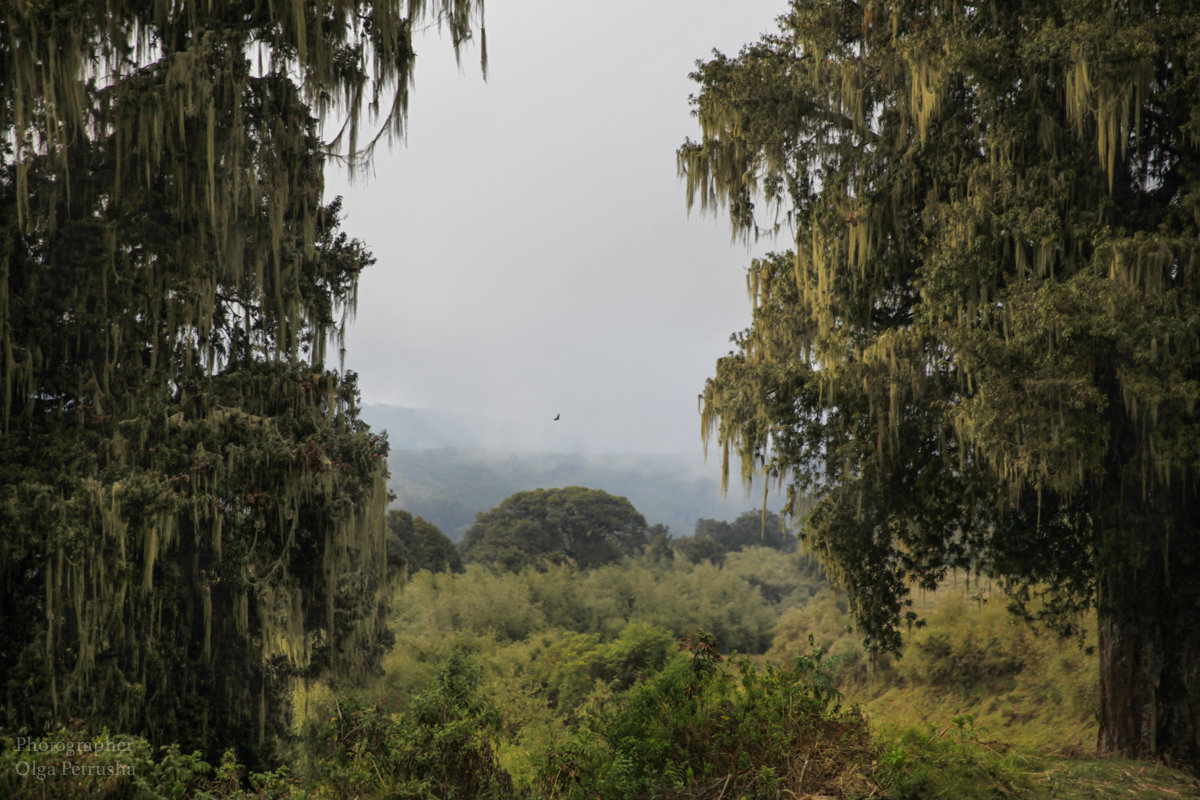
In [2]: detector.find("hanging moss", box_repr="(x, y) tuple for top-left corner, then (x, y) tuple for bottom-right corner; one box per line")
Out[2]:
(0, 0), (482, 770)
(682, 0), (1200, 712)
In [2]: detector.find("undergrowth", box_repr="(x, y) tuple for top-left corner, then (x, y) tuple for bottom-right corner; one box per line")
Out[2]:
(535, 631), (878, 800)
(7, 561), (1199, 799)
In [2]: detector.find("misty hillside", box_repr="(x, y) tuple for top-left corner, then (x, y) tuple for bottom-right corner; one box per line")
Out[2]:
(361, 404), (778, 539)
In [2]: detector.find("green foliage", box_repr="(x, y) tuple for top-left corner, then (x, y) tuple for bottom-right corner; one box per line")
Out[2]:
(386, 509), (463, 576)
(0, 728), (294, 799)
(375, 443), (759, 541)
(364, 548), (827, 788)
(315, 651), (516, 800)
(531, 623), (679, 714)
(536, 633), (876, 800)
(674, 533), (729, 566)
(852, 585), (1100, 755)
(769, 588), (871, 686)
(901, 597), (1027, 693)
(684, 0), (1200, 761)
(461, 487), (649, 571)
(644, 524), (673, 562)
(697, 510), (796, 552)
(383, 550), (820, 667)
(0, 364), (393, 768)
(393, 567), (548, 644)
(874, 715), (1197, 800)
(678, 511), (797, 565)
(28, 561), (1180, 799)
(876, 721), (1038, 800)
(0, 0), (486, 770)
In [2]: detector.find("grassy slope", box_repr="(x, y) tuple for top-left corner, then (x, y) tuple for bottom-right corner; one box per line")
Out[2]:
(781, 583), (1200, 799)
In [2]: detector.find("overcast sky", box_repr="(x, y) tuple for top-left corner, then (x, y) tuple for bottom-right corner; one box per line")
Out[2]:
(325, 0), (790, 457)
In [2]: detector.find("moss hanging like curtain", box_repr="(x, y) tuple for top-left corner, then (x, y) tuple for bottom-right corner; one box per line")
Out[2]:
(683, 0), (1200, 765)
(0, 0), (484, 767)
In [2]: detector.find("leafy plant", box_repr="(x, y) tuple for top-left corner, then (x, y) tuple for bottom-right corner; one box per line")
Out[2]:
(310, 651), (516, 799)
(537, 632), (876, 799)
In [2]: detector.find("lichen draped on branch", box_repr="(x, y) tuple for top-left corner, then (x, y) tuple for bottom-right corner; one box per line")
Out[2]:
(682, 0), (1200, 763)
(0, 0), (484, 765)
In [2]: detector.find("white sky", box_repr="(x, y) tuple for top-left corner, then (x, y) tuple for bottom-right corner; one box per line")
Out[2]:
(326, 0), (790, 456)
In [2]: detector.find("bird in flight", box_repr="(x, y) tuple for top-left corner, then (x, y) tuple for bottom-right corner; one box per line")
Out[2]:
(553, 413), (560, 421)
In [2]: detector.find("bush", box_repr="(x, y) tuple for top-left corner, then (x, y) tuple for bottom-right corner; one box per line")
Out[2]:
(768, 588), (872, 686)
(722, 547), (826, 606)
(0, 729), (279, 799)
(386, 554), (802, 666)
(534, 623), (678, 713)
(536, 632), (877, 800)
(875, 718), (1038, 800)
(849, 584), (1099, 754)
(316, 651), (516, 800)
(899, 594), (1026, 692)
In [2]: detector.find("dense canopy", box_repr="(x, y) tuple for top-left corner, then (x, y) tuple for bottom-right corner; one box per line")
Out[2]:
(462, 487), (650, 571)
(683, 0), (1200, 763)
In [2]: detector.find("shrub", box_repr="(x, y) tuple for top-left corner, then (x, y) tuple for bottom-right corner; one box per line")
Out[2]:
(0, 729), (275, 799)
(848, 584), (1099, 754)
(534, 623), (678, 713)
(317, 651), (516, 799)
(536, 632), (878, 800)
(875, 719), (1038, 800)
(899, 593), (1030, 694)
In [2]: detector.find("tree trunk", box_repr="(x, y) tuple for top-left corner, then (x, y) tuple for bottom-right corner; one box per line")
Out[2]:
(1097, 555), (1200, 766)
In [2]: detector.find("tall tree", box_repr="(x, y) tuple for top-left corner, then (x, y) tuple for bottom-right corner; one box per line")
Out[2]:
(682, 0), (1200, 763)
(462, 487), (649, 571)
(0, 0), (485, 765)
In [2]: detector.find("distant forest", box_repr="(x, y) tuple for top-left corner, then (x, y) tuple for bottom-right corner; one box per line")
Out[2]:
(384, 447), (770, 541)
(362, 404), (784, 539)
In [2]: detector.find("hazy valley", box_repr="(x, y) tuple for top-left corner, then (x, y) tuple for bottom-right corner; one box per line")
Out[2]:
(362, 404), (781, 540)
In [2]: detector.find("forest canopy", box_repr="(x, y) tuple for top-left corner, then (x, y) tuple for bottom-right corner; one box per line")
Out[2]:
(461, 487), (650, 571)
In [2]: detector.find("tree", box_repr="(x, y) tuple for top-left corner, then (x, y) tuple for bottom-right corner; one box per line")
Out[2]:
(645, 522), (675, 562)
(322, 651), (516, 799)
(682, 0), (1200, 763)
(387, 508), (464, 575)
(461, 487), (649, 570)
(695, 511), (795, 553)
(675, 534), (728, 567)
(0, 0), (485, 765)
(729, 510), (795, 552)
(680, 512), (793, 565)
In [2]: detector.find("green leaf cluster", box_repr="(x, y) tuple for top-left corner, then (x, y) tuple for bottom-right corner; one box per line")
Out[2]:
(314, 651), (515, 800)
(677, 509), (800, 565)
